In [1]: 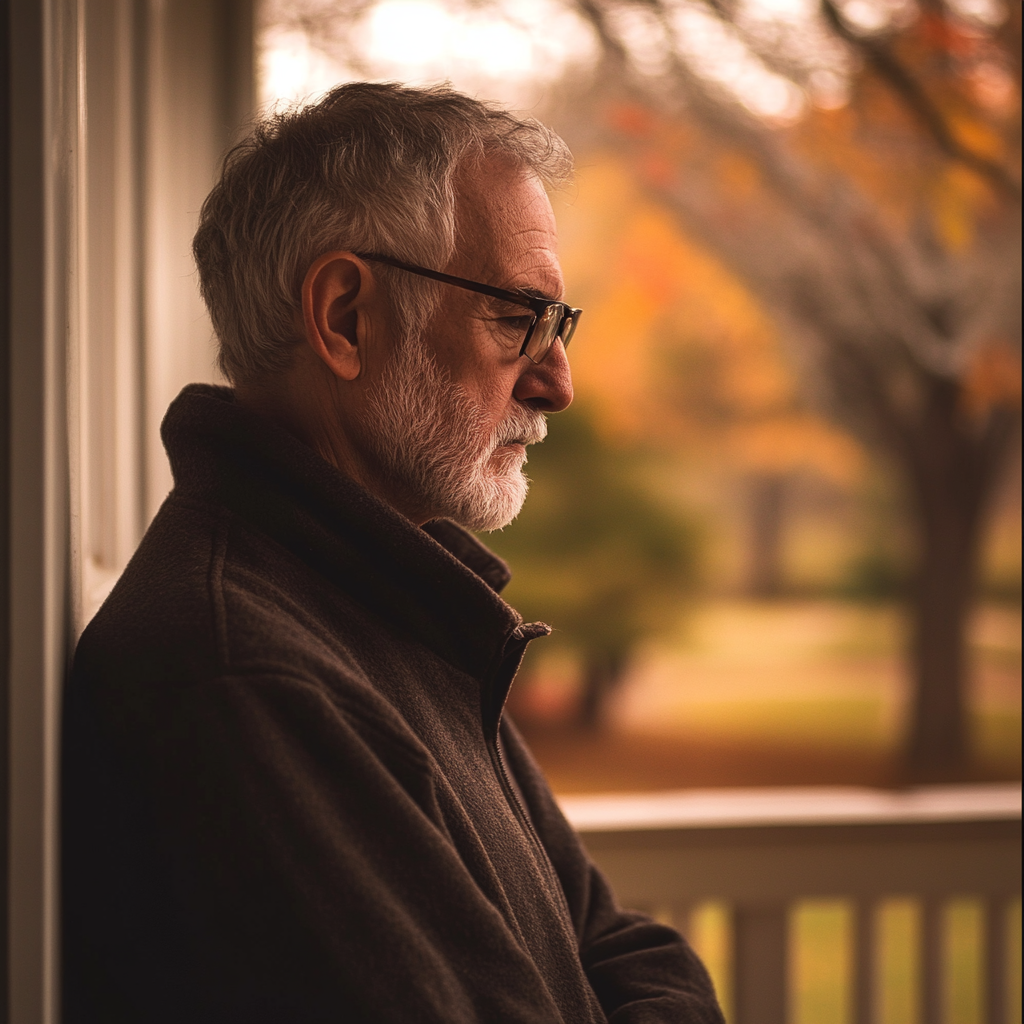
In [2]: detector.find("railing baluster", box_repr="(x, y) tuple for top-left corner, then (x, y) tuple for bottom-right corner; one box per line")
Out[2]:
(853, 899), (874, 1024)
(985, 897), (1006, 1024)
(733, 902), (787, 1024)
(922, 898), (943, 1024)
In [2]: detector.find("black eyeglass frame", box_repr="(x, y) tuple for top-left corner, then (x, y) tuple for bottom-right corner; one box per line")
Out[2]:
(355, 252), (581, 363)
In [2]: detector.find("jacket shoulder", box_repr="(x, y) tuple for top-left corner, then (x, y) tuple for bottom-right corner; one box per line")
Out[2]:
(75, 496), (223, 683)
(74, 494), (370, 698)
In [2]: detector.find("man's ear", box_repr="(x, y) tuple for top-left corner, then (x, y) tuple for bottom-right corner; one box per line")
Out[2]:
(301, 252), (376, 381)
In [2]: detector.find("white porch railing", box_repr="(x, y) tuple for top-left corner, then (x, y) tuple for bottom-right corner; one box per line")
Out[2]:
(560, 785), (1022, 1024)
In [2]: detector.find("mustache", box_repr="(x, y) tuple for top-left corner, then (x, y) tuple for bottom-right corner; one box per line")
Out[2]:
(492, 406), (548, 448)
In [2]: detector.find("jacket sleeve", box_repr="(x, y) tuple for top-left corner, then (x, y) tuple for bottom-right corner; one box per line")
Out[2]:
(499, 719), (726, 1024)
(62, 668), (579, 1024)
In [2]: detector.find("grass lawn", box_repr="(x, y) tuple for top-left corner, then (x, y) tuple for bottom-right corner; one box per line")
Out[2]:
(515, 599), (1021, 792)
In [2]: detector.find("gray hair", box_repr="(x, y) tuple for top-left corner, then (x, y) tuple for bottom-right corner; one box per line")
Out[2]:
(193, 81), (573, 385)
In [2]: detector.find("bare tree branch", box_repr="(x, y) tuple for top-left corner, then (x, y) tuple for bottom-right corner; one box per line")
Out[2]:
(820, 0), (1022, 202)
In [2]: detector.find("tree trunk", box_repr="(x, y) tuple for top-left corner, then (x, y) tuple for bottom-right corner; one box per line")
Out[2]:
(900, 379), (1013, 781)
(578, 650), (629, 731)
(747, 473), (788, 598)
(904, 486), (982, 780)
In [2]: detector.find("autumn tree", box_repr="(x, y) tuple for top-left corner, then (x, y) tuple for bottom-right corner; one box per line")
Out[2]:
(547, 0), (1021, 780)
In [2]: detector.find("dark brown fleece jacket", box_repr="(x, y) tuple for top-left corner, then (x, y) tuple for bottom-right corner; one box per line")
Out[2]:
(61, 384), (723, 1024)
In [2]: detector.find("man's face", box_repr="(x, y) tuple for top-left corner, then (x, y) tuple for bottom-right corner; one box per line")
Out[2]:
(357, 158), (574, 531)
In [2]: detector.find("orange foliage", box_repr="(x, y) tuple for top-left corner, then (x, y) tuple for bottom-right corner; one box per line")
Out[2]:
(711, 152), (761, 200)
(932, 164), (992, 249)
(556, 154), (866, 483)
(782, 7), (1019, 245)
(727, 415), (865, 485)
(604, 101), (658, 138)
(962, 340), (1023, 417)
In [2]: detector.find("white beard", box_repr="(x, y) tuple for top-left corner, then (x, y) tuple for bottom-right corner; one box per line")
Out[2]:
(360, 336), (547, 531)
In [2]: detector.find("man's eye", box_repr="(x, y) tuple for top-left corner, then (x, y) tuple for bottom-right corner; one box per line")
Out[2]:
(494, 315), (534, 336)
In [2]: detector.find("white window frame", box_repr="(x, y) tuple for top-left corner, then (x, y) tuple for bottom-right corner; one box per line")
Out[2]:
(7, 2), (253, 1019)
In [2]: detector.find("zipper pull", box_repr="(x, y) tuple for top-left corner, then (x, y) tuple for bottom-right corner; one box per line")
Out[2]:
(511, 621), (552, 643)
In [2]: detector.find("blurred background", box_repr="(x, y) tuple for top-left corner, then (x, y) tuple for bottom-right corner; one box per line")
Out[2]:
(257, 0), (1022, 793)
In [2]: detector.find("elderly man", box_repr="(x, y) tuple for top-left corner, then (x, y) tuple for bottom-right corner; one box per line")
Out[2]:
(62, 83), (722, 1023)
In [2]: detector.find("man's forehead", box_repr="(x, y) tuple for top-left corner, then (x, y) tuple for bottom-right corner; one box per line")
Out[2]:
(453, 159), (562, 296)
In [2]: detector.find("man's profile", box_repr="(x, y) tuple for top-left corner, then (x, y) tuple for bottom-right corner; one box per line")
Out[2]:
(61, 82), (723, 1023)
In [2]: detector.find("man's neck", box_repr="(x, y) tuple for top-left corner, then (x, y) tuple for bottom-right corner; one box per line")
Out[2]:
(234, 373), (435, 527)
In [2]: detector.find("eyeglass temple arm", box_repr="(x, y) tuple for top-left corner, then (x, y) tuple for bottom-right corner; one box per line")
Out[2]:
(354, 252), (549, 314)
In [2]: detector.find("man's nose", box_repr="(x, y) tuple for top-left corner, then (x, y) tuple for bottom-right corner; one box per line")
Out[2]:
(512, 338), (573, 412)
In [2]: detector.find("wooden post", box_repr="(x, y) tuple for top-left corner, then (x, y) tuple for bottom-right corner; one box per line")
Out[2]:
(922, 898), (944, 1024)
(733, 902), (787, 1024)
(985, 897), (1006, 1024)
(853, 899), (875, 1024)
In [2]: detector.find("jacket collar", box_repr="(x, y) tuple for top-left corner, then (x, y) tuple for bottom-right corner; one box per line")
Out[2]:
(161, 384), (527, 681)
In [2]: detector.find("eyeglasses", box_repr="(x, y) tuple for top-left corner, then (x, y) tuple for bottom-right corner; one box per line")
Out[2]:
(355, 252), (582, 364)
